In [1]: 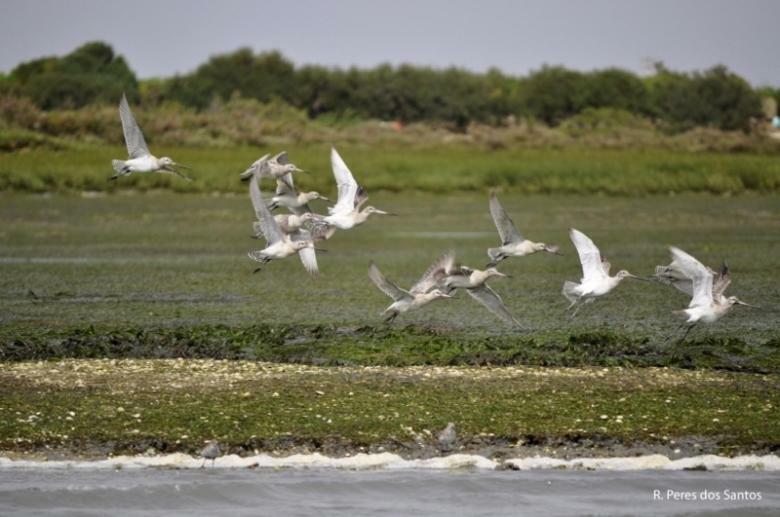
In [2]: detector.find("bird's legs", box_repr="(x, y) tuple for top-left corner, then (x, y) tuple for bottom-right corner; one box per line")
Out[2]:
(676, 323), (697, 344)
(200, 458), (206, 469)
(156, 169), (193, 182)
(252, 256), (271, 273)
(384, 312), (398, 324)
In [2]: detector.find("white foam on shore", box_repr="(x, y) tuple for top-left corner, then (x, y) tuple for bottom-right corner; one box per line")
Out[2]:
(505, 454), (780, 471)
(0, 453), (778, 472)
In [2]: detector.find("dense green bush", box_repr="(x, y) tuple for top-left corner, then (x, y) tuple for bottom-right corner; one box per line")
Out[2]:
(2, 42), (771, 133)
(647, 64), (762, 131)
(7, 42), (138, 109)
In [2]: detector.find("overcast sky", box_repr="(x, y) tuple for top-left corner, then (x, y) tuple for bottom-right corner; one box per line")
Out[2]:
(1, 0), (779, 85)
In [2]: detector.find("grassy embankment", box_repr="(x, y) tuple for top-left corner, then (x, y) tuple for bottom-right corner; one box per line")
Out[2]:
(1, 360), (778, 457)
(1, 145), (780, 195)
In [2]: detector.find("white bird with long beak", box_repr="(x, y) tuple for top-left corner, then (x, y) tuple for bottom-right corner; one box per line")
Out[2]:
(322, 148), (394, 230)
(655, 257), (729, 299)
(487, 193), (559, 266)
(239, 151), (304, 189)
(267, 174), (329, 212)
(254, 213), (319, 236)
(247, 173), (320, 276)
(111, 94), (192, 181)
(666, 247), (758, 341)
(562, 228), (646, 317)
(442, 254), (521, 327)
(368, 255), (453, 324)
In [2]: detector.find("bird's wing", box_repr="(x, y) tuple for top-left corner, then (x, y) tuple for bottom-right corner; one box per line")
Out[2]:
(240, 154), (270, 181)
(275, 174), (297, 196)
(273, 151), (289, 165)
(601, 259), (611, 276)
(670, 247), (713, 308)
(569, 229), (607, 283)
(654, 263), (694, 296)
(291, 230), (318, 276)
(249, 174), (283, 244)
(329, 147), (360, 216)
(354, 186), (369, 210)
(467, 285), (520, 327)
(410, 252), (454, 294)
(712, 261), (731, 298)
(369, 262), (409, 301)
(118, 94), (150, 159)
(489, 193), (525, 245)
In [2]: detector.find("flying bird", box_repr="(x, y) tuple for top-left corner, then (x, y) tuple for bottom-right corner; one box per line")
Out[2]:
(654, 257), (729, 299)
(368, 255), (453, 323)
(239, 151), (303, 189)
(267, 173), (329, 212)
(247, 173), (320, 276)
(665, 247), (757, 341)
(443, 254), (521, 327)
(487, 193), (559, 266)
(322, 148), (394, 230)
(111, 94), (191, 181)
(562, 228), (646, 317)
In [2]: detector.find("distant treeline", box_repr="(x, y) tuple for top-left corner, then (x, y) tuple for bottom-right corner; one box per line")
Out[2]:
(1, 41), (778, 132)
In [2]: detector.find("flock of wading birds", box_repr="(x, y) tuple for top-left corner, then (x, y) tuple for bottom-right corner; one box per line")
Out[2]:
(110, 94), (758, 340)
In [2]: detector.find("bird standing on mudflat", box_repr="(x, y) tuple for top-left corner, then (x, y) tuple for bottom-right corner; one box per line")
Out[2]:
(199, 441), (221, 468)
(111, 94), (192, 181)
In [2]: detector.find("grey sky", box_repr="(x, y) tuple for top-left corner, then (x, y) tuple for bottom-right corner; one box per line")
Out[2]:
(1, 0), (779, 85)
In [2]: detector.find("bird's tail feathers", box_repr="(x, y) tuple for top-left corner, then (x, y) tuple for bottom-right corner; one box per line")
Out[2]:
(487, 247), (503, 263)
(239, 168), (254, 182)
(247, 250), (269, 263)
(112, 160), (128, 175)
(654, 265), (678, 285)
(562, 281), (580, 304)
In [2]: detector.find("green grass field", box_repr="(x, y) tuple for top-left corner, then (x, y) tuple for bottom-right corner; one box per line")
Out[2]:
(2, 145), (780, 194)
(1, 190), (778, 359)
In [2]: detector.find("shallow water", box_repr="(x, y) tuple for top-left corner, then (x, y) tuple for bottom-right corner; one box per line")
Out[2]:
(1, 467), (778, 516)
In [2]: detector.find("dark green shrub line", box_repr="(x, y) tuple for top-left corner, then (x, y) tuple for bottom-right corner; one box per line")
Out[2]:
(1, 41), (772, 131)
(2, 324), (778, 372)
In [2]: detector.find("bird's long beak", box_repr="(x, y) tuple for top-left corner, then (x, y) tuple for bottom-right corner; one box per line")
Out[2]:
(318, 196), (331, 202)
(376, 210), (396, 216)
(736, 300), (760, 308)
(496, 272), (511, 279)
(172, 162), (191, 170)
(545, 245), (562, 256)
(314, 248), (328, 253)
(293, 167), (304, 173)
(627, 274), (651, 281)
